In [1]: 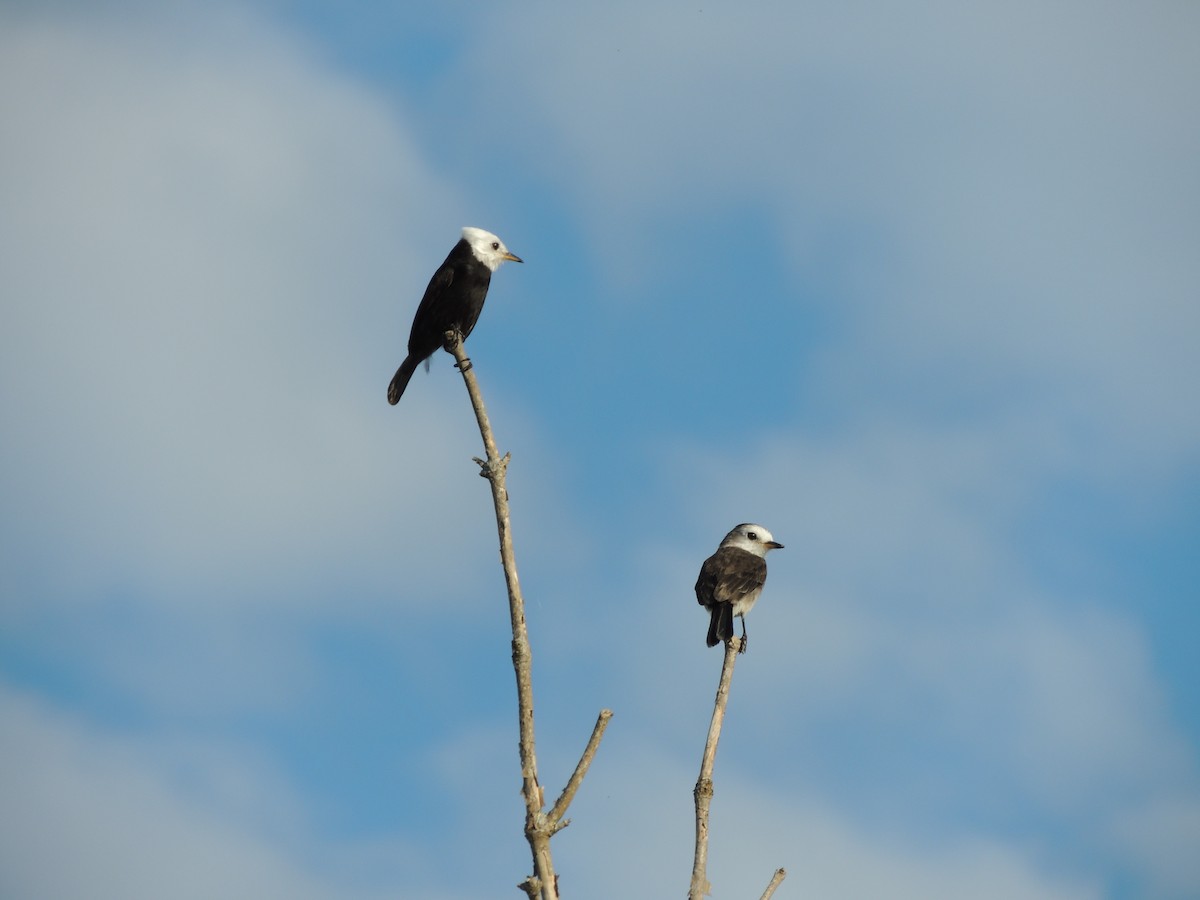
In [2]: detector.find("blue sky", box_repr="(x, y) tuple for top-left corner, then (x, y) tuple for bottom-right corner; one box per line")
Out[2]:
(1, 1), (1197, 897)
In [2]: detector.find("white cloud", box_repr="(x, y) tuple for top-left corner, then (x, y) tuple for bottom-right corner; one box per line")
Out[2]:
(0, 5), (528, 618)
(1110, 794), (1200, 899)
(0, 682), (424, 900)
(2, 3), (1196, 899)
(570, 417), (1200, 895)
(558, 738), (1100, 900)
(456, 0), (1200, 478)
(0, 0), (595, 748)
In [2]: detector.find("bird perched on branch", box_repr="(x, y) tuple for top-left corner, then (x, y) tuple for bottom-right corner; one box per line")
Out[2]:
(695, 523), (783, 652)
(387, 226), (522, 404)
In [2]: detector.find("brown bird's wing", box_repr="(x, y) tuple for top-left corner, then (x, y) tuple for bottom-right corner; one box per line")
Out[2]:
(695, 552), (721, 606)
(695, 546), (767, 606)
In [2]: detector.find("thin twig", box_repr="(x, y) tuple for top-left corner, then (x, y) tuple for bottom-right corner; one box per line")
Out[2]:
(548, 709), (614, 833)
(760, 867), (787, 899)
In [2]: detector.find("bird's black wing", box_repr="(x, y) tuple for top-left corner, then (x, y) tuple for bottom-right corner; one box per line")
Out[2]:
(408, 263), (456, 349)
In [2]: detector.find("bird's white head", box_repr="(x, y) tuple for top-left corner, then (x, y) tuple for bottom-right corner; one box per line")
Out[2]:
(462, 226), (523, 271)
(721, 523), (784, 557)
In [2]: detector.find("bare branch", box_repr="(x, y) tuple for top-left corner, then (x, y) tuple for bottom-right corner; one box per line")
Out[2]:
(689, 637), (741, 899)
(549, 708), (614, 833)
(446, 333), (610, 898)
(689, 637), (785, 897)
(446, 333), (555, 899)
(759, 868), (787, 899)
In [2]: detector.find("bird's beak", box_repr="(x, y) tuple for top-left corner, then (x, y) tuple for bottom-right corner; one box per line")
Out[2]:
(767, 541), (784, 550)
(503, 251), (523, 263)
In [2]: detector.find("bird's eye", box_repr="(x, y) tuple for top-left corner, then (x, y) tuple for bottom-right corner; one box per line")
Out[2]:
(747, 531), (758, 540)
(491, 242), (500, 250)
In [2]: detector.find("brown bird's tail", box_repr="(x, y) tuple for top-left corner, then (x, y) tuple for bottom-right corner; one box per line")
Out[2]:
(387, 356), (419, 405)
(707, 604), (733, 647)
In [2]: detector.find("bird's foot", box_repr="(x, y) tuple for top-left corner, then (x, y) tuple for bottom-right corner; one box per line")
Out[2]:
(442, 328), (465, 352)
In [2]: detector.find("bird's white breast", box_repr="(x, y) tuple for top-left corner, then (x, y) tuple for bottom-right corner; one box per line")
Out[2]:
(730, 587), (763, 618)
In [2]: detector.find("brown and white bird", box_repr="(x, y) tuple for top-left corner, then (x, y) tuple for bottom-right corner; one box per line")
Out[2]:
(695, 523), (783, 651)
(387, 227), (522, 405)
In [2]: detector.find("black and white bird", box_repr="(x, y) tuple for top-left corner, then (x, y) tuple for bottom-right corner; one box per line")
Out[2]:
(695, 523), (784, 652)
(387, 226), (522, 405)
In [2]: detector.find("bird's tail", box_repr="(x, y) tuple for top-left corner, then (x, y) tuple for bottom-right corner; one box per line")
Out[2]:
(707, 605), (733, 647)
(387, 356), (419, 405)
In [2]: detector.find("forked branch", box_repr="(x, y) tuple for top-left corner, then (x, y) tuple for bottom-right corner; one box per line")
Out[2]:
(446, 332), (610, 899)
